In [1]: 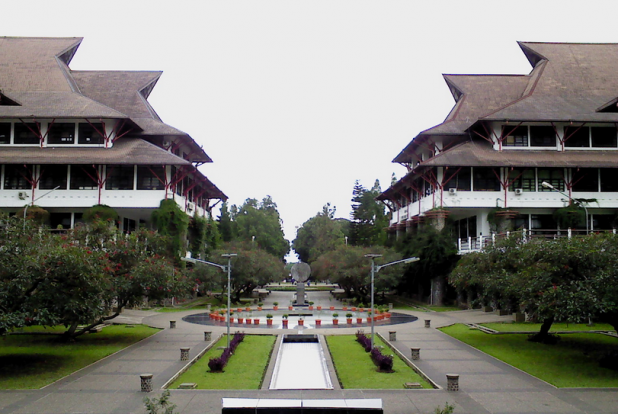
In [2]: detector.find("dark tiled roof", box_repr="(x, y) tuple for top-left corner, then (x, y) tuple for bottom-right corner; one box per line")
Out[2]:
(421, 140), (618, 168)
(392, 42), (618, 164)
(0, 138), (190, 165)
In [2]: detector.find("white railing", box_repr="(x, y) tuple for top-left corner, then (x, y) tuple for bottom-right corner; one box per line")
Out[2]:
(457, 228), (618, 254)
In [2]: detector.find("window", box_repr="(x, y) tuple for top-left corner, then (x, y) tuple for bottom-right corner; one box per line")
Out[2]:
(531, 214), (556, 234)
(0, 123), (10, 144)
(47, 123), (75, 145)
(564, 126), (589, 147)
(530, 126), (556, 147)
(49, 213), (72, 230)
(591, 127), (617, 148)
(445, 167), (471, 191)
(538, 168), (564, 192)
(600, 169), (618, 192)
(472, 167), (500, 191)
(571, 168), (598, 192)
(3, 165), (32, 189)
(39, 165), (68, 189)
(78, 123), (105, 144)
(503, 126), (528, 147)
(137, 166), (165, 190)
(508, 168), (535, 192)
(105, 165), (134, 190)
(123, 217), (137, 233)
(70, 165), (98, 190)
(14, 123), (39, 145)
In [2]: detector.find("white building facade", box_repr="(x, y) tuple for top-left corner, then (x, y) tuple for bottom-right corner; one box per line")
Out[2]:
(0, 37), (226, 230)
(378, 42), (618, 251)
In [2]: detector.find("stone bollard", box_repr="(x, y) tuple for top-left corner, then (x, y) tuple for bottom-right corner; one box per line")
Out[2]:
(388, 303), (393, 310)
(424, 319), (431, 328)
(410, 347), (420, 360)
(389, 331), (397, 341)
(180, 347), (190, 361)
(204, 331), (212, 341)
(446, 374), (459, 391)
(170, 320), (176, 329)
(206, 304), (211, 311)
(140, 374), (153, 392)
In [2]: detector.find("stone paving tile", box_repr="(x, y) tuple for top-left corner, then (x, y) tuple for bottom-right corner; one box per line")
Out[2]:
(427, 360), (509, 374)
(563, 391), (618, 413)
(467, 391), (581, 413)
(418, 349), (485, 360)
(57, 374), (137, 391)
(0, 393), (35, 411)
(90, 359), (174, 374)
(10, 391), (134, 414)
(460, 374), (542, 391)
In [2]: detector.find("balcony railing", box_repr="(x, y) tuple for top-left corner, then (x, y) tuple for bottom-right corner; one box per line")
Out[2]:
(457, 228), (618, 254)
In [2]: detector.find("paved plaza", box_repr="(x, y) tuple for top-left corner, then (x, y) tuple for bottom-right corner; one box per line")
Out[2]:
(1, 291), (616, 414)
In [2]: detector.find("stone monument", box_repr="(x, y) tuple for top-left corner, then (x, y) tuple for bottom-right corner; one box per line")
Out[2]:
(291, 262), (311, 306)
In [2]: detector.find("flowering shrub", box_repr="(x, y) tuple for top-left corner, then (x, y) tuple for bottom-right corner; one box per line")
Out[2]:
(356, 330), (393, 372)
(208, 332), (245, 372)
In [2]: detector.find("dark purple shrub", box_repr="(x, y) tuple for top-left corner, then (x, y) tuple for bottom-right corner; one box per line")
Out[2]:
(355, 331), (372, 352)
(208, 332), (245, 372)
(370, 347), (393, 372)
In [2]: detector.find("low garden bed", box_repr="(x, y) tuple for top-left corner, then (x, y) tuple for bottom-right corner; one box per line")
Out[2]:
(441, 323), (618, 388)
(326, 335), (433, 389)
(169, 334), (276, 389)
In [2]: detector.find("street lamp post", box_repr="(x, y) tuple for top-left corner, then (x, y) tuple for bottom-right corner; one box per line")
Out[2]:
(182, 253), (237, 349)
(365, 254), (419, 349)
(541, 181), (589, 235)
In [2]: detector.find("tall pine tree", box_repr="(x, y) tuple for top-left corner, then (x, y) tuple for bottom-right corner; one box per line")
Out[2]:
(349, 179), (388, 247)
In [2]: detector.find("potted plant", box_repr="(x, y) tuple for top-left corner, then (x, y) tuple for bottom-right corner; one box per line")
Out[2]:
(288, 305), (293, 310)
(351, 306), (357, 311)
(229, 310), (234, 324)
(309, 301), (314, 310)
(257, 302), (263, 311)
(273, 302), (279, 310)
(246, 317), (252, 325)
(266, 314), (273, 326)
(332, 313), (339, 325)
(236, 307), (243, 313)
(343, 305), (348, 311)
(356, 315), (363, 324)
(367, 311), (372, 323)
(315, 317), (321, 326)
(298, 317), (304, 326)
(346, 313), (353, 324)
(317, 305), (322, 310)
(254, 317), (260, 325)
(282, 314), (289, 328)
(238, 316), (244, 324)
(245, 306), (251, 312)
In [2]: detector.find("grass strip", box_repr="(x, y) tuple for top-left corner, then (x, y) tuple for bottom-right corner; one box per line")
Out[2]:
(480, 322), (615, 333)
(0, 325), (160, 389)
(169, 334), (276, 389)
(441, 324), (618, 388)
(326, 335), (433, 389)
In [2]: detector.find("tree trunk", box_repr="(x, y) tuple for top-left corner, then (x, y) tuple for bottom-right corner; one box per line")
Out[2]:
(528, 316), (555, 343)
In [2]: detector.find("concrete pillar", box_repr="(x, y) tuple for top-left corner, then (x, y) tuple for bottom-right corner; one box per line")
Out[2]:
(140, 374), (153, 392)
(446, 374), (459, 391)
(180, 347), (190, 361)
(411, 347), (420, 360)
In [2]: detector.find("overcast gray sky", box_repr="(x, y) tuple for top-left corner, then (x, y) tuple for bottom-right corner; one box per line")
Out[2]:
(5, 1), (618, 259)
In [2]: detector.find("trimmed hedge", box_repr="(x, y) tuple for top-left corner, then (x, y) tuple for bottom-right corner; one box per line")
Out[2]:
(355, 331), (393, 372)
(208, 332), (245, 372)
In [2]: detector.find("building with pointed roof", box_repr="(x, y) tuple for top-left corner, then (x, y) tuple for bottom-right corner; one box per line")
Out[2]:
(0, 37), (226, 230)
(379, 42), (618, 251)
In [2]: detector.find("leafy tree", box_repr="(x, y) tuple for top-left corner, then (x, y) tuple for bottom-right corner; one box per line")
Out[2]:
(450, 233), (618, 340)
(397, 227), (459, 304)
(151, 199), (190, 258)
(312, 245), (402, 302)
(293, 204), (345, 264)
(218, 201), (235, 242)
(197, 241), (286, 302)
(233, 196), (289, 260)
(349, 180), (389, 247)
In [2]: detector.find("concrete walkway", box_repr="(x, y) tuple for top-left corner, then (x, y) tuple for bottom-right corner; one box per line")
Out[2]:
(1, 290), (616, 414)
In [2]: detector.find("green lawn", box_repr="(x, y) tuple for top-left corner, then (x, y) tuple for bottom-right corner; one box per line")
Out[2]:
(326, 335), (433, 389)
(441, 324), (618, 388)
(480, 322), (615, 332)
(169, 334), (276, 389)
(0, 325), (160, 389)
